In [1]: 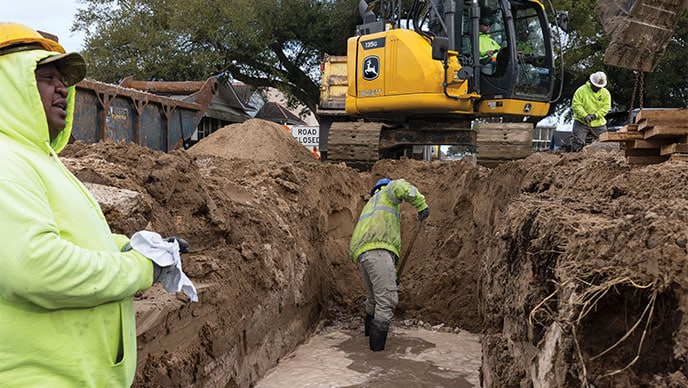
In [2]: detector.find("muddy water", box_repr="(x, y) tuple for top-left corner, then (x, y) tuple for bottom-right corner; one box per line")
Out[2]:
(255, 325), (482, 387)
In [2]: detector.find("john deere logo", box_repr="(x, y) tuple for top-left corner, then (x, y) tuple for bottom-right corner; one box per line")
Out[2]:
(362, 56), (379, 81)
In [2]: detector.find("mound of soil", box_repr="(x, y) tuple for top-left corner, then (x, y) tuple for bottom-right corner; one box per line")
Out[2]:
(59, 121), (688, 387)
(188, 118), (316, 163)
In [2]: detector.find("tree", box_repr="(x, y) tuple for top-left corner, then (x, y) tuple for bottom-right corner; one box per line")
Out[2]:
(72, 0), (360, 116)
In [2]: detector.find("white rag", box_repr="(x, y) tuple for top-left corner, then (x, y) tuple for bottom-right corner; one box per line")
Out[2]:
(130, 231), (198, 302)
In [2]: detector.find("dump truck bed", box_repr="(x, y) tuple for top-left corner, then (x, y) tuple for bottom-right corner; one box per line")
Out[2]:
(72, 77), (218, 152)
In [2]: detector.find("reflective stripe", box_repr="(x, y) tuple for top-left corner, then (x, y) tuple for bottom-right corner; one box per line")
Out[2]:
(386, 184), (402, 204)
(358, 205), (400, 222)
(358, 190), (401, 222)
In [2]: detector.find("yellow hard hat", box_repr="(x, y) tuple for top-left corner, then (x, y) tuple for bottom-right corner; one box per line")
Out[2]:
(0, 22), (86, 86)
(0, 22), (65, 54)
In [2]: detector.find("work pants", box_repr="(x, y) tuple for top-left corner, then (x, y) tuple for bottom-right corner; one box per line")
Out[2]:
(571, 120), (607, 152)
(358, 249), (398, 330)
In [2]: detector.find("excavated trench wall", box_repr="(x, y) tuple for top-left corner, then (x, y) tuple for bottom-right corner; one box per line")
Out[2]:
(62, 138), (688, 387)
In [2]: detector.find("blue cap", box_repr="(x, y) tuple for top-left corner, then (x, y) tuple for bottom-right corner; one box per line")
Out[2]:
(370, 178), (391, 197)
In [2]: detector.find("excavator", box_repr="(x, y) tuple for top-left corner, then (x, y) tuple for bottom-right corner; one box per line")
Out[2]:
(317, 0), (569, 169)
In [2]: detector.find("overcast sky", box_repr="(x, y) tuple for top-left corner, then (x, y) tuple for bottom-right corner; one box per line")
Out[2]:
(4, 1), (85, 52)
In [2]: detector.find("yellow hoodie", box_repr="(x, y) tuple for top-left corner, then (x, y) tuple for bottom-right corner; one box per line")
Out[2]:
(0, 49), (153, 386)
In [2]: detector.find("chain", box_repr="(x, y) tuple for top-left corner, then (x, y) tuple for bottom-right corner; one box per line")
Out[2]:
(638, 71), (644, 111)
(628, 71), (639, 124)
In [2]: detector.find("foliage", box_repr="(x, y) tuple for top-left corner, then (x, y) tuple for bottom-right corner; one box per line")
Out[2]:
(73, 0), (360, 115)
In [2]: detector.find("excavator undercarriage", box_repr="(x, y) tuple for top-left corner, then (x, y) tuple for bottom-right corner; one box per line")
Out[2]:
(325, 119), (533, 170)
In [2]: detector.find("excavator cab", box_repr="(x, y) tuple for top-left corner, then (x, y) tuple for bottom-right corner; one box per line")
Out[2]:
(468, 1), (555, 105)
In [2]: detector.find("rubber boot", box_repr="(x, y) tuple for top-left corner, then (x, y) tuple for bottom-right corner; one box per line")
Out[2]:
(364, 314), (374, 337)
(369, 324), (388, 351)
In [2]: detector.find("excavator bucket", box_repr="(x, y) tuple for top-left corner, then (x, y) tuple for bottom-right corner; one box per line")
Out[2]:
(595, 0), (688, 72)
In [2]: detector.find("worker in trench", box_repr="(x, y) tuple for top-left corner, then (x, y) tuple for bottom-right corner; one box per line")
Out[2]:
(0, 22), (196, 386)
(571, 71), (612, 152)
(349, 178), (430, 351)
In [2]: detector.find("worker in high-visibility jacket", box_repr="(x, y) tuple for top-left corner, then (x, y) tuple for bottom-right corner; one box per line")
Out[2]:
(0, 22), (195, 387)
(349, 178), (429, 351)
(571, 71), (612, 152)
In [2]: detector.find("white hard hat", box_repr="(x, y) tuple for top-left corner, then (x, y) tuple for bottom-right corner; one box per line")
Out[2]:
(589, 71), (607, 88)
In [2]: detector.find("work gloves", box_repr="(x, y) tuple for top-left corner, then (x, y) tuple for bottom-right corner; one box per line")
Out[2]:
(125, 231), (198, 302)
(153, 237), (190, 282)
(166, 236), (190, 254)
(418, 207), (430, 221)
(584, 114), (596, 124)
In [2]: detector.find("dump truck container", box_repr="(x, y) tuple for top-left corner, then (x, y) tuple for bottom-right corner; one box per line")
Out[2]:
(72, 77), (218, 152)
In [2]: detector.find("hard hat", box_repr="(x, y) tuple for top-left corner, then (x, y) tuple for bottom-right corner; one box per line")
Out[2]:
(479, 18), (491, 26)
(370, 178), (391, 197)
(589, 71), (607, 88)
(0, 22), (86, 87)
(0, 22), (65, 54)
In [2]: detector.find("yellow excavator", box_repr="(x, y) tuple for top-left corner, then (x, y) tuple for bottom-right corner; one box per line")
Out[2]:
(317, 0), (569, 169)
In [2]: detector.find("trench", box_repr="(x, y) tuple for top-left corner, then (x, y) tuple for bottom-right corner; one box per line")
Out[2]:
(63, 139), (688, 387)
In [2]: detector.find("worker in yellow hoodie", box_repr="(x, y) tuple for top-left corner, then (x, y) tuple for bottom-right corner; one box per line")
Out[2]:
(349, 178), (429, 351)
(0, 22), (196, 387)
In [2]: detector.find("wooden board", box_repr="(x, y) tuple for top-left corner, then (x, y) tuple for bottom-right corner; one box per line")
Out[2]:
(669, 153), (688, 162)
(599, 131), (643, 142)
(643, 125), (688, 139)
(636, 108), (688, 123)
(620, 124), (639, 132)
(661, 143), (688, 156)
(627, 155), (670, 164)
(628, 139), (674, 149)
(596, 0), (687, 71)
(625, 148), (662, 157)
(636, 119), (652, 132)
(476, 123), (533, 161)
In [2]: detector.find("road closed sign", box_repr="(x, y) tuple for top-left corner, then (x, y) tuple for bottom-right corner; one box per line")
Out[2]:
(290, 126), (319, 147)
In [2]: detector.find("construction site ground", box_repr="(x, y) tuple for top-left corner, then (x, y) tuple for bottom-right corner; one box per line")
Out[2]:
(61, 119), (688, 387)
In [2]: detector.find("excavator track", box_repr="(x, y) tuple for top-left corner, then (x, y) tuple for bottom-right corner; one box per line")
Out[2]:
(326, 121), (382, 171)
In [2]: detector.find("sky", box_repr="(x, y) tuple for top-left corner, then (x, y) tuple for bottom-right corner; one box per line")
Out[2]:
(5, 1), (86, 52)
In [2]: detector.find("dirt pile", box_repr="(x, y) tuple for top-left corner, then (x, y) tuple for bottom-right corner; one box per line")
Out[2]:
(188, 118), (317, 163)
(60, 119), (688, 387)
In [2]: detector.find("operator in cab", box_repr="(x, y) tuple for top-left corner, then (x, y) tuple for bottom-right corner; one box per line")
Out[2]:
(479, 18), (501, 61)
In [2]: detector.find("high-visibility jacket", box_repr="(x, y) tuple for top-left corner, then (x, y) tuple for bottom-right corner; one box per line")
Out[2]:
(349, 179), (428, 264)
(572, 81), (612, 127)
(0, 49), (153, 387)
(479, 33), (502, 59)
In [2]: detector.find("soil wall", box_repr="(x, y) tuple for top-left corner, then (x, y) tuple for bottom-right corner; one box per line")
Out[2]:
(60, 119), (688, 387)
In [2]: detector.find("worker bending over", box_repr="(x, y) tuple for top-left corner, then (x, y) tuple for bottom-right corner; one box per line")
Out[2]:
(349, 178), (429, 351)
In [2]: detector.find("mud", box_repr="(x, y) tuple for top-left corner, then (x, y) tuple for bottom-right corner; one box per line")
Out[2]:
(256, 322), (481, 387)
(60, 119), (688, 387)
